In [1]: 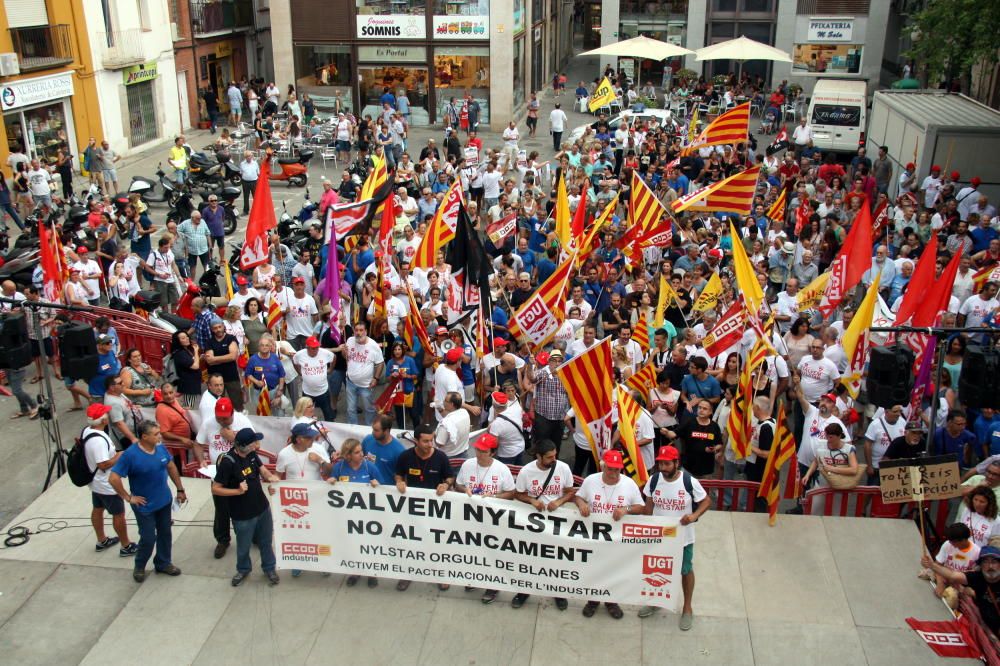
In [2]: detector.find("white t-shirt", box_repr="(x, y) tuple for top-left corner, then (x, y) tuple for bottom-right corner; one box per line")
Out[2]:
(146, 250), (176, 284)
(293, 348), (334, 397)
(812, 442), (857, 488)
(367, 295), (406, 334)
(958, 505), (1000, 549)
(935, 540), (980, 572)
(960, 294), (999, 328)
(481, 171), (503, 199)
(285, 294), (318, 337)
(73, 259), (102, 296)
(644, 472), (708, 546)
(489, 409), (525, 459)
(83, 428), (118, 495)
(575, 473), (644, 515)
(432, 365), (464, 420)
(921, 175), (942, 209)
(514, 459), (575, 505)
(863, 416), (906, 469)
(345, 336), (384, 386)
(276, 443), (330, 481)
(198, 390), (222, 425)
(396, 236), (421, 262)
(635, 410), (657, 471)
(797, 356), (840, 402)
(798, 405), (850, 468)
(197, 412), (253, 463)
(456, 458), (515, 496)
(435, 408), (470, 456)
(229, 287), (261, 311)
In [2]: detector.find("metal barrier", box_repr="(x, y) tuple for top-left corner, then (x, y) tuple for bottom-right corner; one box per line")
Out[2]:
(701, 479), (760, 511)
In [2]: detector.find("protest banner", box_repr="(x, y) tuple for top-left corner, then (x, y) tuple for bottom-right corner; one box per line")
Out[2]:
(878, 454), (961, 504)
(464, 147), (479, 167)
(271, 483), (684, 609)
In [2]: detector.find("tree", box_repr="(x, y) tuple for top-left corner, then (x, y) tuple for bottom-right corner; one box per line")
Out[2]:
(906, 0), (1000, 94)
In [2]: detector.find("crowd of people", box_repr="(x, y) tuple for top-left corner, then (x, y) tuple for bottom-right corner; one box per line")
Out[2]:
(1, 70), (999, 632)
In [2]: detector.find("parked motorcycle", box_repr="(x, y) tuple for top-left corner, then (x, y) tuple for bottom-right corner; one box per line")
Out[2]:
(166, 186), (238, 235)
(129, 165), (185, 206)
(268, 149), (313, 187)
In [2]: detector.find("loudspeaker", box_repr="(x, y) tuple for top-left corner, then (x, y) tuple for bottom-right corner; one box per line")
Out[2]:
(59, 322), (99, 380)
(866, 345), (915, 408)
(0, 312), (32, 369)
(960, 346), (1000, 409)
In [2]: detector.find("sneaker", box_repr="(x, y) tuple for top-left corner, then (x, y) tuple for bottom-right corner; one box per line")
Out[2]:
(555, 598), (568, 611)
(346, 575), (360, 587)
(679, 611), (694, 631)
(265, 571), (280, 586)
(95, 536), (120, 552)
(119, 543), (138, 557)
(231, 572), (249, 587)
(481, 589), (498, 604)
(367, 577), (378, 588)
(511, 593), (529, 609)
(638, 605), (658, 618)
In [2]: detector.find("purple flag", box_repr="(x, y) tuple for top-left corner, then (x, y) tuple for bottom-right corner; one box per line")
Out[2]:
(907, 335), (936, 423)
(322, 213), (342, 316)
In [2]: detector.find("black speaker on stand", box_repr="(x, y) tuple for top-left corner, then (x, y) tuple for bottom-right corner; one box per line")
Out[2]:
(866, 345), (916, 408)
(959, 346), (1000, 409)
(0, 312), (32, 369)
(59, 322), (99, 380)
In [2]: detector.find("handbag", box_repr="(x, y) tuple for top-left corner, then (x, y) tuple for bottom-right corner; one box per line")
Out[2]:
(819, 449), (866, 490)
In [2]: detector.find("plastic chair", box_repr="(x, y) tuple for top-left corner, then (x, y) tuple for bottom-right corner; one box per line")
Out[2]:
(782, 103), (797, 121)
(321, 146), (338, 169)
(610, 96), (623, 114)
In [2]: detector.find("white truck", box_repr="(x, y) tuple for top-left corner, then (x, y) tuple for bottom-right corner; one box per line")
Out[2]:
(866, 89), (1000, 202)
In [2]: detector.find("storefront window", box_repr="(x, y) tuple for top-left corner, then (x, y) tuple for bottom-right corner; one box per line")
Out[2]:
(512, 37), (525, 109)
(434, 47), (489, 124)
(432, 0), (489, 14)
(294, 45), (353, 112)
(357, 0), (426, 15)
(4, 103), (70, 163)
(793, 44), (863, 75)
(358, 53), (431, 126)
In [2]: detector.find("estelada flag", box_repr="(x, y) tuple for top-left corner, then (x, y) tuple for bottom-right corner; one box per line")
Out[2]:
(412, 180), (463, 268)
(557, 337), (615, 464)
(905, 617), (982, 660)
(818, 198), (874, 317)
(701, 300), (745, 357)
(671, 166), (760, 216)
(508, 250), (576, 350)
(240, 157), (277, 271)
(588, 76), (616, 113)
(760, 401), (796, 525)
(683, 102), (750, 154)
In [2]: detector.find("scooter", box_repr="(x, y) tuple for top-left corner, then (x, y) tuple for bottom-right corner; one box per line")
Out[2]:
(130, 290), (193, 334)
(166, 187), (238, 235)
(129, 165), (182, 206)
(269, 149), (313, 187)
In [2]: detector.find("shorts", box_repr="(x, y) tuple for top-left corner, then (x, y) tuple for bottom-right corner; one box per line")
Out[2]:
(336, 140), (351, 152)
(682, 543), (694, 575)
(153, 279), (179, 306)
(526, 116), (537, 128)
(470, 186), (484, 198)
(212, 235), (225, 248)
(92, 492), (125, 515)
(232, 106), (243, 117)
(103, 168), (118, 183)
(30, 337), (54, 359)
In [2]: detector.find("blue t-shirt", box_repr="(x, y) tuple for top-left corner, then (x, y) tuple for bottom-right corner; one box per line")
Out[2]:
(934, 427), (979, 465)
(244, 352), (285, 389)
(535, 257), (556, 284)
(680, 374), (722, 401)
(386, 355), (419, 394)
(331, 458), (380, 484)
(491, 305), (509, 329)
(346, 249), (374, 285)
(516, 249), (536, 276)
(111, 443), (173, 513)
(89, 351), (121, 397)
(362, 434), (406, 484)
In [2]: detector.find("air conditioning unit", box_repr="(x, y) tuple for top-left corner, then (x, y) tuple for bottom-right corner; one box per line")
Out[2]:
(0, 53), (21, 77)
(170, 22), (179, 41)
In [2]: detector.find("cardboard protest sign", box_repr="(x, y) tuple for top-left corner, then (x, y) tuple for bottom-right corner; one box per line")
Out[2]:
(878, 454), (961, 504)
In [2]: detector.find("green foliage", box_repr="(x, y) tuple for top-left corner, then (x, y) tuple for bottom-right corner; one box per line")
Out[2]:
(907, 0), (1000, 88)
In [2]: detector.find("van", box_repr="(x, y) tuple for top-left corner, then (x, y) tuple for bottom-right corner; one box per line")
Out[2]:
(807, 79), (868, 154)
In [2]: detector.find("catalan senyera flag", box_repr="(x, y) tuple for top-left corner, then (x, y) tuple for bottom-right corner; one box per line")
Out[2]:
(691, 272), (722, 312)
(747, 334), (774, 372)
(760, 401), (796, 526)
(256, 381), (272, 416)
(767, 187), (788, 223)
(625, 362), (657, 396)
(796, 272), (831, 311)
(671, 166), (761, 216)
(654, 274), (678, 328)
(841, 271), (880, 399)
(555, 174), (572, 249)
(684, 102), (750, 154)
(631, 171), (669, 233)
(507, 250), (576, 350)
(475, 303), (489, 362)
(557, 337), (614, 464)
(588, 76), (616, 113)
(632, 310), (650, 355)
(577, 194), (619, 266)
(617, 389), (649, 486)
(726, 358), (753, 460)
(266, 292), (284, 331)
(973, 264), (1000, 294)
(360, 152), (389, 211)
(729, 221), (765, 316)
(412, 180), (463, 268)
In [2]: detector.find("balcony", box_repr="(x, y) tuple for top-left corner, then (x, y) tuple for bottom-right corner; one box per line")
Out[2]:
(191, 0), (254, 37)
(9, 24), (74, 73)
(96, 29), (146, 69)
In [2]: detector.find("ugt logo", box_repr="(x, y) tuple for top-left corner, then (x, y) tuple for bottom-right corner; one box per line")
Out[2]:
(641, 554), (674, 592)
(280, 486), (310, 520)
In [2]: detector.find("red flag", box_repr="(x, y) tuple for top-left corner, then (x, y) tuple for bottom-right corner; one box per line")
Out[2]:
(571, 196), (588, 242)
(870, 200), (890, 238)
(794, 197), (811, 235)
(912, 245), (962, 327)
(374, 375), (403, 413)
(905, 618), (982, 660)
(240, 157), (276, 271)
(893, 233), (939, 326)
(818, 199), (874, 317)
(37, 220), (63, 302)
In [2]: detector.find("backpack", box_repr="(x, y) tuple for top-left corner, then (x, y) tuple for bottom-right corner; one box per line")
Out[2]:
(648, 469), (695, 510)
(161, 352), (178, 386)
(67, 431), (106, 487)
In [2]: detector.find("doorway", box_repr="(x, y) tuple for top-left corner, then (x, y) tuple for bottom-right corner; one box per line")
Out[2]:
(177, 70), (191, 130)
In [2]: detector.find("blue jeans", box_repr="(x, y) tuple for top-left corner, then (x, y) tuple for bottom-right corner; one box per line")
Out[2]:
(308, 390), (336, 423)
(133, 503), (173, 572)
(7, 366), (35, 413)
(498, 452), (523, 466)
(1, 201), (23, 230)
(327, 369), (345, 416)
(345, 379), (374, 425)
(175, 258), (190, 279)
(233, 508), (276, 575)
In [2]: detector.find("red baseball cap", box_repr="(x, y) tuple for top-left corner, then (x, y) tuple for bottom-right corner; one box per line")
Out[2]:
(474, 433), (498, 450)
(76, 246), (89, 253)
(491, 391), (508, 406)
(535, 351), (550, 365)
(972, 177), (982, 186)
(951, 171), (960, 181)
(493, 338), (508, 349)
(236, 275), (249, 285)
(708, 248), (723, 259)
(445, 347), (463, 363)
(905, 162), (915, 170)
(292, 276), (306, 284)
(603, 449), (625, 469)
(435, 326), (449, 336)
(86, 403), (112, 419)
(655, 445), (680, 462)
(821, 392), (837, 404)
(931, 164), (941, 172)
(215, 397), (234, 418)
(305, 336), (320, 348)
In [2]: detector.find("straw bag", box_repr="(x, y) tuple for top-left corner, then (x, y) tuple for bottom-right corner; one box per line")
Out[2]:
(819, 449), (866, 490)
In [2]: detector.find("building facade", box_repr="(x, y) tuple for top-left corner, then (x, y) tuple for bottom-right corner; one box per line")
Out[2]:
(0, 0), (103, 169)
(271, 0), (574, 132)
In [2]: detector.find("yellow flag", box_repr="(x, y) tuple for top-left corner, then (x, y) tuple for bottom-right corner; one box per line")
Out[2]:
(555, 174), (571, 249)
(692, 272), (723, 312)
(841, 271), (880, 398)
(796, 272), (831, 310)
(729, 222), (764, 316)
(588, 77), (616, 113)
(577, 194), (619, 266)
(654, 274), (677, 327)
(688, 106), (699, 144)
(221, 258), (235, 301)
